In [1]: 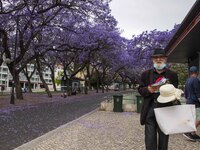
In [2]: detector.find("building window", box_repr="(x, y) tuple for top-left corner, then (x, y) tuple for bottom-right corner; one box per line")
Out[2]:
(2, 68), (8, 72)
(2, 74), (7, 78)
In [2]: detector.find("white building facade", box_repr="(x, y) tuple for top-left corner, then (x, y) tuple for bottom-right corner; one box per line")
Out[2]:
(0, 63), (52, 92)
(0, 63), (9, 90)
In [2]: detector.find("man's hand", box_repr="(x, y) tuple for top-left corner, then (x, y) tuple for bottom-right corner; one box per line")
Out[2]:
(148, 85), (159, 93)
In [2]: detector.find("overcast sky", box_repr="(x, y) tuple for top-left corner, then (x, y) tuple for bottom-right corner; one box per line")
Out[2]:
(109, 0), (196, 39)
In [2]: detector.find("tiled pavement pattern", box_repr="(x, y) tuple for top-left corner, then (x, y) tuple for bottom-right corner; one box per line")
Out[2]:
(15, 111), (200, 150)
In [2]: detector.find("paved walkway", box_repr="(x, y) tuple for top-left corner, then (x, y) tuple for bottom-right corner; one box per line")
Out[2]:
(1, 90), (131, 150)
(15, 110), (200, 150)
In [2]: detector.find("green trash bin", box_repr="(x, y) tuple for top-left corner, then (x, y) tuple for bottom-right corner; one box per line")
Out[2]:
(113, 94), (123, 112)
(136, 94), (143, 113)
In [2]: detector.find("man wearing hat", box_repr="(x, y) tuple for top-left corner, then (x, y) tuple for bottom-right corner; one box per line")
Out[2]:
(183, 66), (200, 141)
(138, 48), (178, 150)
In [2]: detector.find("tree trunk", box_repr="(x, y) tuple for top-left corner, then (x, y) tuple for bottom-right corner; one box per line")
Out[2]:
(24, 74), (32, 93)
(101, 69), (105, 93)
(8, 66), (23, 101)
(106, 85), (109, 92)
(67, 78), (71, 96)
(22, 64), (36, 93)
(123, 84), (126, 90)
(52, 76), (57, 92)
(27, 77), (32, 92)
(101, 84), (104, 93)
(128, 84), (131, 89)
(123, 78), (126, 90)
(36, 58), (52, 97)
(87, 66), (92, 90)
(96, 76), (99, 93)
(50, 68), (57, 92)
(84, 79), (88, 94)
(15, 73), (23, 99)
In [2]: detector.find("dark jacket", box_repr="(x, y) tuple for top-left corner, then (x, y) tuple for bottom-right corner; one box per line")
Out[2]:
(138, 68), (178, 125)
(185, 77), (200, 107)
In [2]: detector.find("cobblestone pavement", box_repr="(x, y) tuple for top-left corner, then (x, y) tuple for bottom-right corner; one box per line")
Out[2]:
(14, 110), (200, 150)
(1, 90), (128, 150)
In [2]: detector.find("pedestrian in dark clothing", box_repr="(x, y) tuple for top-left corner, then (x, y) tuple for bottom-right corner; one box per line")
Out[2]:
(183, 66), (200, 141)
(138, 48), (178, 150)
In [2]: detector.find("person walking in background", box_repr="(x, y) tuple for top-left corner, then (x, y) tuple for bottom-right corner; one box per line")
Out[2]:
(183, 66), (200, 141)
(138, 48), (178, 150)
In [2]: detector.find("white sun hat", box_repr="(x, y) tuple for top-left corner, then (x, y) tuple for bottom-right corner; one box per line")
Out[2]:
(157, 84), (183, 103)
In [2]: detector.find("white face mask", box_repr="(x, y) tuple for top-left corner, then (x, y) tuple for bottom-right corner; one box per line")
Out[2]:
(153, 63), (166, 70)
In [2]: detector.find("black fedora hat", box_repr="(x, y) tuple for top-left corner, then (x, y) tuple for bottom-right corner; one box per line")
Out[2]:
(151, 48), (167, 57)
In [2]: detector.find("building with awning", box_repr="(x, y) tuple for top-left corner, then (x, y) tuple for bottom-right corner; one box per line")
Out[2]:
(165, 0), (200, 68)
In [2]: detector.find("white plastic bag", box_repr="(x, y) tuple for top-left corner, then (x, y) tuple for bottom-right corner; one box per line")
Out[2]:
(154, 105), (196, 135)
